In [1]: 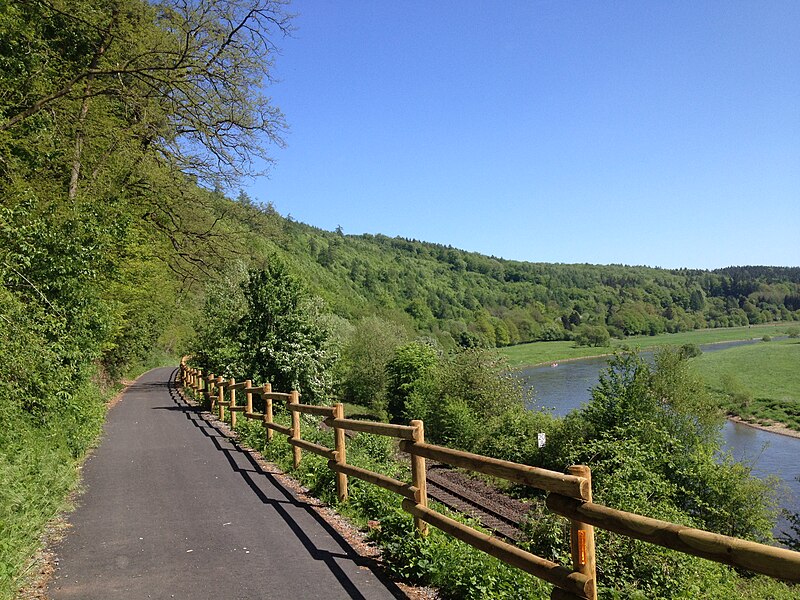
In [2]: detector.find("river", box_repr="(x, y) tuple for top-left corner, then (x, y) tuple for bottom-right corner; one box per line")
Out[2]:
(517, 339), (800, 536)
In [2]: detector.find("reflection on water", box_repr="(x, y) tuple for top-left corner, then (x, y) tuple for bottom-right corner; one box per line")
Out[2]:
(521, 355), (607, 415)
(517, 339), (800, 533)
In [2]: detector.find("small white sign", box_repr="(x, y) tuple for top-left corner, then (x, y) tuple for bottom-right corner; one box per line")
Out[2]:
(537, 432), (546, 448)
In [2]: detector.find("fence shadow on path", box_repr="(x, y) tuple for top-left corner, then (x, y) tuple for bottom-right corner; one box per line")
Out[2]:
(154, 369), (409, 600)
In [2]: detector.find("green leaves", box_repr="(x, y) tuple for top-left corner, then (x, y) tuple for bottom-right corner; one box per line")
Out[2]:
(385, 341), (439, 422)
(193, 257), (338, 402)
(239, 260), (337, 401)
(534, 348), (781, 596)
(0, 3), (298, 590)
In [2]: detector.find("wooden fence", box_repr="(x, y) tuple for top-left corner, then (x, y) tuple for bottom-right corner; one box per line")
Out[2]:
(178, 363), (800, 600)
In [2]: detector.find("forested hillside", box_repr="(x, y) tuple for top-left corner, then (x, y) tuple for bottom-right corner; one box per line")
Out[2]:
(259, 216), (800, 350)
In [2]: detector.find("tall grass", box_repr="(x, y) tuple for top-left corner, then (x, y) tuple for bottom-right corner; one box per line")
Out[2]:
(0, 379), (109, 599)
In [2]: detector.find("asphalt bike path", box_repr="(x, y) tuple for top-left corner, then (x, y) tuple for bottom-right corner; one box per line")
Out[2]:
(48, 367), (406, 599)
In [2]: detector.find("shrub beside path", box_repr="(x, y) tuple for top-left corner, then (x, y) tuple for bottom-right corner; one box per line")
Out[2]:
(48, 367), (406, 599)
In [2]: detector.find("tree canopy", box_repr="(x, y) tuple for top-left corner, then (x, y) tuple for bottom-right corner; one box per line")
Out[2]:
(0, 3), (291, 592)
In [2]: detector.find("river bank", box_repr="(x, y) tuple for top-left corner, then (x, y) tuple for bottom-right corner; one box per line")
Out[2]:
(524, 335), (786, 367)
(692, 339), (800, 434)
(519, 338), (800, 437)
(528, 352), (615, 369)
(516, 353), (800, 534)
(726, 415), (800, 439)
(522, 335), (786, 369)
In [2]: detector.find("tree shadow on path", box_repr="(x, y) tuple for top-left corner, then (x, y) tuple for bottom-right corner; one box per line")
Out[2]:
(154, 369), (409, 600)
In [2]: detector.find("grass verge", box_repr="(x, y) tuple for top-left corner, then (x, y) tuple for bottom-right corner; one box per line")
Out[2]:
(0, 358), (179, 599)
(0, 379), (110, 600)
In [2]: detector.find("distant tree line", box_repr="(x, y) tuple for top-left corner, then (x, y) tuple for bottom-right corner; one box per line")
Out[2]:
(267, 221), (800, 351)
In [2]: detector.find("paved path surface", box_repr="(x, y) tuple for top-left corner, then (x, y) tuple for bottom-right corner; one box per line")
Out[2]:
(48, 367), (406, 599)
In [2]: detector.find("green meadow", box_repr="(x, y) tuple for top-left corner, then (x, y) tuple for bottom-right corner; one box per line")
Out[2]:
(500, 323), (790, 367)
(690, 338), (800, 431)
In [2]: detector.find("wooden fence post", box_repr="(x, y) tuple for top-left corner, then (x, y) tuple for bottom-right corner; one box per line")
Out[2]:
(289, 390), (301, 468)
(333, 402), (348, 502)
(566, 465), (597, 600)
(216, 376), (225, 420)
(206, 374), (215, 409)
(410, 419), (429, 536)
(264, 383), (274, 442)
(245, 380), (253, 415)
(229, 378), (236, 428)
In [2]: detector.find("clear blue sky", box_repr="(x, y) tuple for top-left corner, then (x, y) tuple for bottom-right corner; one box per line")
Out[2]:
(245, 1), (800, 269)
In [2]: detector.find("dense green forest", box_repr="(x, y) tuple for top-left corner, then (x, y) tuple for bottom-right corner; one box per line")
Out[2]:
(1, 1), (799, 598)
(269, 219), (800, 349)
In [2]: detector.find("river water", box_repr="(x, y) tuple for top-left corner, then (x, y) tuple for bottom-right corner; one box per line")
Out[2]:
(517, 339), (800, 534)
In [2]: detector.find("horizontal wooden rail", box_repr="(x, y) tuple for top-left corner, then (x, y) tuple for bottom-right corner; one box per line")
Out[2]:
(264, 422), (292, 437)
(244, 411), (264, 420)
(255, 391), (293, 401)
(228, 381), (250, 390)
(290, 403), (337, 417)
(400, 441), (589, 499)
(236, 385), (290, 399)
(244, 385), (270, 395)
(217, 400), (231, 407)
(328, 461), (417, 500)
(545, 494), (800, 583)
(324, 417), (417, 440)
(289, 438), (336, 461)
(402, 500), (593, 598)
(229, 406), (246, 412)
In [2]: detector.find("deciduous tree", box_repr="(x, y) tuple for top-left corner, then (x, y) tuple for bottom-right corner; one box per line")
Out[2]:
(237, 258), (337, 402)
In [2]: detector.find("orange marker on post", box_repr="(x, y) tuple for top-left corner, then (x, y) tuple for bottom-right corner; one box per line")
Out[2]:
(577, 530), (587, 566)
